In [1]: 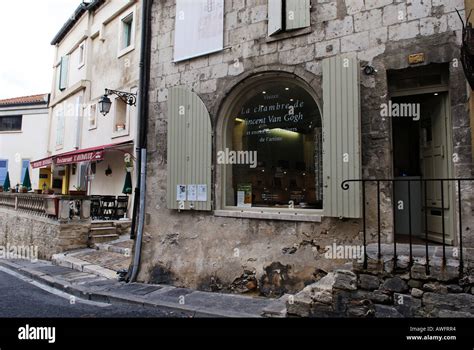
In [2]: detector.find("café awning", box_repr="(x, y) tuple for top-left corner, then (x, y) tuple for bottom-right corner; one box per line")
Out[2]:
(32, 141), (133, 169)
(31, 156), (54, 169)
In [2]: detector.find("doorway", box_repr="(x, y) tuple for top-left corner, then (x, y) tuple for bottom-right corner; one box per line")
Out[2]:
(391, 92), (454, 245)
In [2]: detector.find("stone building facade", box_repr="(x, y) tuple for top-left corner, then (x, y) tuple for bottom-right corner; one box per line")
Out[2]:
(140, 0), (473, 297)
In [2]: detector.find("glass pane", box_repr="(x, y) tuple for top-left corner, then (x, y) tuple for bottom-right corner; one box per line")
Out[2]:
(122, 16), (133, 48)
(225, 80), (322, 209)
(0, 116), (22, 131)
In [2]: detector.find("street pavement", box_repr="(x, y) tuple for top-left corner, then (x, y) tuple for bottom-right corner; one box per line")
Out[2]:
(0, 269), (190, 318)
(0, 259), (285, 318)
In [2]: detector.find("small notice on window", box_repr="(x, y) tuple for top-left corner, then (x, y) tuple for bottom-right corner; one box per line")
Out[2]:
(237, 183), (252, 208)
(187, 185), (197, 201)
(197, 185), (207, 202)
(177, 185), (187, 201)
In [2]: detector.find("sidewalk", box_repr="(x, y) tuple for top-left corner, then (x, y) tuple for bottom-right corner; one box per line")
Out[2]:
(0, 259), (287, 318)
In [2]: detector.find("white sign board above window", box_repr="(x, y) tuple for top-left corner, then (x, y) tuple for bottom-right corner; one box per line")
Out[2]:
(174, 0), (224, 62)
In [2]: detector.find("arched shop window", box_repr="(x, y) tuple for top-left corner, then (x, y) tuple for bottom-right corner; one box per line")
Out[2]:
(223, 78), (323, 210)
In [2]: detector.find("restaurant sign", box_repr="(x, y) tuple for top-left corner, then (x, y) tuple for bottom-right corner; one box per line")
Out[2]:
(55, 151), (104, 166)
(31, 157), (53, 169)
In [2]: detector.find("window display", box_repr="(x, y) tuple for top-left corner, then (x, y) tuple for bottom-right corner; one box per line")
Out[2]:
(225, 80), (322, 209)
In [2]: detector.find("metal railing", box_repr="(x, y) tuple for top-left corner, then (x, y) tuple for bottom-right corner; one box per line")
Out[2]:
(342, 178), (474, 277)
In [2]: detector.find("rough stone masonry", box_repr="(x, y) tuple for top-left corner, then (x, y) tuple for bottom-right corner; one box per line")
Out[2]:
(287, 245), (474, 317)
(141, 0), (472, 298)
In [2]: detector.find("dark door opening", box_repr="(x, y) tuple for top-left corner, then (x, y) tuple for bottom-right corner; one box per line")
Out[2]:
(391, 93), (452, 244)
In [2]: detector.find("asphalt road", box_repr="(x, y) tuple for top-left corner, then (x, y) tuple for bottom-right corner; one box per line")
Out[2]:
(0, 270), (189, 318)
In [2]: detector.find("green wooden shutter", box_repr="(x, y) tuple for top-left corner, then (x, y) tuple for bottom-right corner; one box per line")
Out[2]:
(59, 56), (69, 91)
(167, 87), (212, 211)
(268, 0), (283, 36)
(322, 56), (362, 219)
(286, 0), (311, 31)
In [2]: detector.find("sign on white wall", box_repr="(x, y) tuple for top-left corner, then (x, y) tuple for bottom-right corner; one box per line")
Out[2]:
(174, 0), (224, 62)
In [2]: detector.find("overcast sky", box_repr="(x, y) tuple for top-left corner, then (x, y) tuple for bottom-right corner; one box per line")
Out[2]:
(0, 0), (80, 99)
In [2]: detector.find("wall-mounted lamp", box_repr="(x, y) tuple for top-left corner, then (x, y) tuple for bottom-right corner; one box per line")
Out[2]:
(99, 88), (137, 116)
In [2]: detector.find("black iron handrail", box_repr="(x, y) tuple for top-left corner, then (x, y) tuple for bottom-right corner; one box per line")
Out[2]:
(341, 178), (474, 277)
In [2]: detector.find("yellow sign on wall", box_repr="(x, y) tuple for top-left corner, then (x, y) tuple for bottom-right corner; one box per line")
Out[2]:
(408, 53), (425, 65)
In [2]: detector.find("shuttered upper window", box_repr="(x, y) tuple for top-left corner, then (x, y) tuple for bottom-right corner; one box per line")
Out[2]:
(268, 0), (311, 36)
(58, 56), (69, 91)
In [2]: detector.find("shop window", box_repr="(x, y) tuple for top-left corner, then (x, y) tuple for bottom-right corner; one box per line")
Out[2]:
(223, 79), (323, 210)
(268, 0), (311, 36)
(0, 115), (22, 132)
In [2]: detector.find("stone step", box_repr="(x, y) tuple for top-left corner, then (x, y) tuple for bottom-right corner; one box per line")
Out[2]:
(261, 294), (291, 318)
(91, 221), (117, 228)
(52, 247), (132, 279)
(52, 250), (119, 279)
(89, 226), (117, 239)
(90, 226), (117, 232)
(88, 234), (120, 246)
(94, 237), (133, 256)
(286, 273), (336, 317)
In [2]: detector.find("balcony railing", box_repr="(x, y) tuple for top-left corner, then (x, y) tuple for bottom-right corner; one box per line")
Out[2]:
(342, 178), (474, 277)
(0, 192), (91, 221)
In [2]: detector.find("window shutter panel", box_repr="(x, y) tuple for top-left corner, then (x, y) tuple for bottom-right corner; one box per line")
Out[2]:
(167, 87), (212, 211)
(285, 0), (311, 31)
(268, 0), (283, 36)
(56, 110), (65, 147)
(322, 56), (362, 219)
(59, 56), (69, 91)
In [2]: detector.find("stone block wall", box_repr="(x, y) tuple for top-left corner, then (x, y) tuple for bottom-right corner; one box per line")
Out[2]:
(0, 208), (90, 260)
(287, 253), (474, 317)
(141, 0), (472, 295)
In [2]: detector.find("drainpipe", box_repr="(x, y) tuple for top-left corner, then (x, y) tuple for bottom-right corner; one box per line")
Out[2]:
(466, 0), (474, 162)
(129, 0), (153, 282)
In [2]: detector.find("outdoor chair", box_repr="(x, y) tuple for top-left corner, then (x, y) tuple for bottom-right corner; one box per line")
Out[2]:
(100, 196), (117, 220)
(90, 196), (101, 220)
(115, 196), (129, 219)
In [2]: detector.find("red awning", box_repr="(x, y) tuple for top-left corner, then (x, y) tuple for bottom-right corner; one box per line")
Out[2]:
(31, 156), (53, 169)
(31, 141), (133, 168)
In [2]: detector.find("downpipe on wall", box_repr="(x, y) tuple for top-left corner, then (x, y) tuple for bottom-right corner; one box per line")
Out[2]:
(130, 149), (147, 282)
(129, 0), (153, 282)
